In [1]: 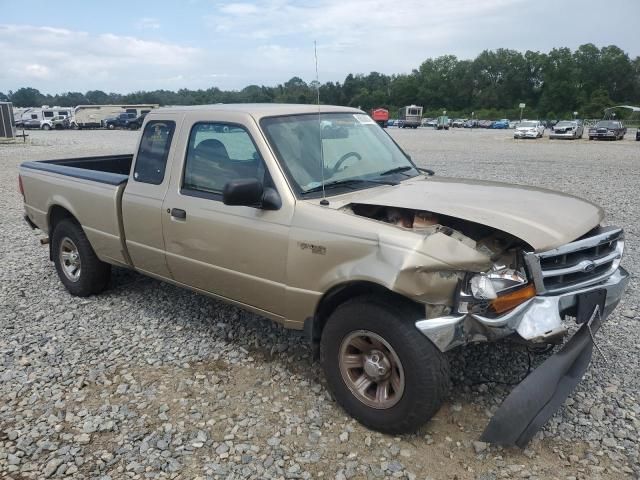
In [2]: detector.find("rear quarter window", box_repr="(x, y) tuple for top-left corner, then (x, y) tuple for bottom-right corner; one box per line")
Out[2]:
(133, 120), (176, 185)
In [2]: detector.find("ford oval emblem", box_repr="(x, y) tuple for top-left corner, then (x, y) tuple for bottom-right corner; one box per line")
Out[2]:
(582, 261), (596, 273)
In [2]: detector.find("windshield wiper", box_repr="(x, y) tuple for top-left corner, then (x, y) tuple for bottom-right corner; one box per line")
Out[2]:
(379, 166), (415, 176)
(379, 165), (435, 177)
(417, 167), (435, 176)
(301, 178), (398, 195)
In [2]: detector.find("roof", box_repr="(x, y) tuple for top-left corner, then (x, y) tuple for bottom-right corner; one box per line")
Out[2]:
(152, 103), (362, 119)
(604, 105), (640, 113)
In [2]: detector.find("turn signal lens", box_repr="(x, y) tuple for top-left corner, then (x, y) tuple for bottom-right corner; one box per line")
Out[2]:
(490, 284), (536, 314)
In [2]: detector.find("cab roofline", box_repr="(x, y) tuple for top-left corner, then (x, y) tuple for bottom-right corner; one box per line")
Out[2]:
(148, 103), (363, 119)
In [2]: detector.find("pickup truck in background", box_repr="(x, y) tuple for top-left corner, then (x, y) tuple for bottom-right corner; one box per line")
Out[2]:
(19, 104), (629, 447)
(104, 112), (137, 129)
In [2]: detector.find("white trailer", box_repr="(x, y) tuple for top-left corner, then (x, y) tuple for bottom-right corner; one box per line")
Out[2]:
(72, 104), (158, 129)
(18, 106), (72, 123)
(398, 105), (423, 129)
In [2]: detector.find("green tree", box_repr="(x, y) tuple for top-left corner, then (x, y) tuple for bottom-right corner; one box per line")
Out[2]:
(9, 87), (46, 107)
(85, 90), (111, 104)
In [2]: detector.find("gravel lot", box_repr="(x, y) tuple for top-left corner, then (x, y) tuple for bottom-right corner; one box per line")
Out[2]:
(1, 127), (639, 479)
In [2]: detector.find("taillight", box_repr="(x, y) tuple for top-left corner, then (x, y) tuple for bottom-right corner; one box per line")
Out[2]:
(18, 174), (24, 199)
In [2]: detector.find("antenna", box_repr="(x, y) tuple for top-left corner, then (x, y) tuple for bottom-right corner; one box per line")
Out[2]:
(315, 40), (329, 206)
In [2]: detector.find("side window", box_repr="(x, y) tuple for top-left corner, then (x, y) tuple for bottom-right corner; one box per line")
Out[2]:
(133, 120), (175, 185)
(182, 123), (266, 197)
(43, 111), (53, 118)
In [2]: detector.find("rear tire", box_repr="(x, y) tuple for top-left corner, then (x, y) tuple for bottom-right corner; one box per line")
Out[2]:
(42, 124), (51, 131)
(320, 295), (450, 434)
(52, 219), (111, 296)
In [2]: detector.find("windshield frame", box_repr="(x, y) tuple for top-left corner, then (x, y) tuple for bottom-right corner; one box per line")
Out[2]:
(555, 121), (576, 128)
(595, 120), (621, 128)
(259, 112), (421, 199)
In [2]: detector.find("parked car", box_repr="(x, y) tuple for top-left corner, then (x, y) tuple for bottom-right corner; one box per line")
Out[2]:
(22, 119), (43, 129)
(127, 113), (148, 130)
(19, 104), (629, 446)
(549, 120), (584, 140)
(422, 118), (437, 128)
(588, 120), (626, 140)
(636, 128), (640, 141)
(105, 112), (137, 130)
(478, 120), (493, 128)
(386, 119), (396, 127)
(490, 119), (510, 129)
(41, 115), (70, 130)
(514, 120), (545, 139)
(451, 119), (466, 128)
(463, 119), (479, 128)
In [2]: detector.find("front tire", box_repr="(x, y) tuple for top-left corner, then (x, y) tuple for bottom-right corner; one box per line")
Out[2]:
(42, 124), (51, 131)
(52, 219), (111, 296)
(320, 295), (450, 434)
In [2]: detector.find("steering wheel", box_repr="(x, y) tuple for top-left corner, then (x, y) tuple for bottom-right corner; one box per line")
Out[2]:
(332, 152), (362, 174)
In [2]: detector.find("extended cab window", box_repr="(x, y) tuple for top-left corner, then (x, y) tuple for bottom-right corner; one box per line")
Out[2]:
(133, 120), (175, 184)
(182, 123), (266, 197)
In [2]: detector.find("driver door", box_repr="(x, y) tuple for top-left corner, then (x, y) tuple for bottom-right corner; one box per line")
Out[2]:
(161, 117), (292, 317)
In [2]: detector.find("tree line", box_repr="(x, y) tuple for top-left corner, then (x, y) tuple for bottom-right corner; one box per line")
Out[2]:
(2, 44), (639, 120)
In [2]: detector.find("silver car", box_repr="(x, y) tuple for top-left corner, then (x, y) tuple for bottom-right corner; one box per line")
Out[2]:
(513, 120), (545, 139)
(549, 120), (584, 140)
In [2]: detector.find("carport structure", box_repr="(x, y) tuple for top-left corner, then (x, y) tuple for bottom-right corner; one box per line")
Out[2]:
(603, 105), (640, 120)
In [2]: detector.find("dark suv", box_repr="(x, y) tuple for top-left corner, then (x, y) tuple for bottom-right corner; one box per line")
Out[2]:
(104, 113), (136, 129)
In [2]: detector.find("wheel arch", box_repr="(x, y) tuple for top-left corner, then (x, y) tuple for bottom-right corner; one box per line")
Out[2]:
(305, 280), (423, 359)
(47, 205), (80, 260)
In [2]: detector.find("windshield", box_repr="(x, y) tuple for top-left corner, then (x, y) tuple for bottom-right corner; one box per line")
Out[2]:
(556, 121), (576, 127)
(261, 113), (419, 197)
(520, 121), (537, 128)
(596, 120), (620, 128)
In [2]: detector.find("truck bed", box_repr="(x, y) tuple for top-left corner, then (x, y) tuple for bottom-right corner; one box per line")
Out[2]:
(21, 154), (133, 185)
(20, 154), (134, 267)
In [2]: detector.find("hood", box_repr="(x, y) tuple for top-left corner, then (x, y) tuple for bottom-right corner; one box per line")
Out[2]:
(343, 177), (603, 252)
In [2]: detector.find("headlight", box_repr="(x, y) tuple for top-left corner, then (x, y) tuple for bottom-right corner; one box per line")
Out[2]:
(459, 267), (535, 316)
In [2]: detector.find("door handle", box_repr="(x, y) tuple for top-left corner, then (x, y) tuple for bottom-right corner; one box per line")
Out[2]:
(170, 208), (186, 219)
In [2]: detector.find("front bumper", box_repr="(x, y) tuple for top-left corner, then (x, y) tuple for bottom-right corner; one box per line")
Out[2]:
(514, 131), (539, 138)
(415, 267), (630, 352)
(549, 131), (577, 138)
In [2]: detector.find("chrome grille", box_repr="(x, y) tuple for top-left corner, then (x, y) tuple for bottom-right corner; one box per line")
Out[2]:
(525, 226), (624, 295)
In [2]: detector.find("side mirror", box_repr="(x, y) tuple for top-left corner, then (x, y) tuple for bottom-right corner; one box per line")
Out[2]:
(222, 178), (281, 210)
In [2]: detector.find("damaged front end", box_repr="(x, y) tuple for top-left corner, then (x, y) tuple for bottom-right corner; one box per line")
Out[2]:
(345, 204), (630, 446)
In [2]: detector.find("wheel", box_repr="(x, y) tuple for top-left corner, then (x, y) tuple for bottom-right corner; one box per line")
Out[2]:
(589, 136), (594, 141)
(320, 295), (450, 434)
(42, 124), (51, 131)
(108, 123), (115, 130)
(52, 219), (111, 296)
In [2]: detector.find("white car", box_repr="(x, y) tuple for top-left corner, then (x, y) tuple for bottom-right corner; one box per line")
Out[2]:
(514, 120), (545, 139)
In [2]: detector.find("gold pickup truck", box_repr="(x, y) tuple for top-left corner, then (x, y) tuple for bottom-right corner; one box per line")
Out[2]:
(19, 104), (629, 447)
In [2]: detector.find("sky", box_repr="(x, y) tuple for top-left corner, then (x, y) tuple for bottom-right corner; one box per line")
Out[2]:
(1, 0), (638, 94)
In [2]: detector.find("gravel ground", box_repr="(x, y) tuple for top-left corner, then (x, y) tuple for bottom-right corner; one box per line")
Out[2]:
(1, 127), (638, 479)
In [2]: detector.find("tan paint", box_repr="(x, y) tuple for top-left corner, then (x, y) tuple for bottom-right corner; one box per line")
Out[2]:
(20, 104), (607, 330)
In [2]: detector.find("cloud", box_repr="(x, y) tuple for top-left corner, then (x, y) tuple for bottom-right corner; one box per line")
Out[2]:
(204, 0), (527, 82)
(0, 24), (203, 92)
(136, 17), (161, 30)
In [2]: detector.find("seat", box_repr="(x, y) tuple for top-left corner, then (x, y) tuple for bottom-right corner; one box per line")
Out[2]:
(185, 139), (235, 192)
